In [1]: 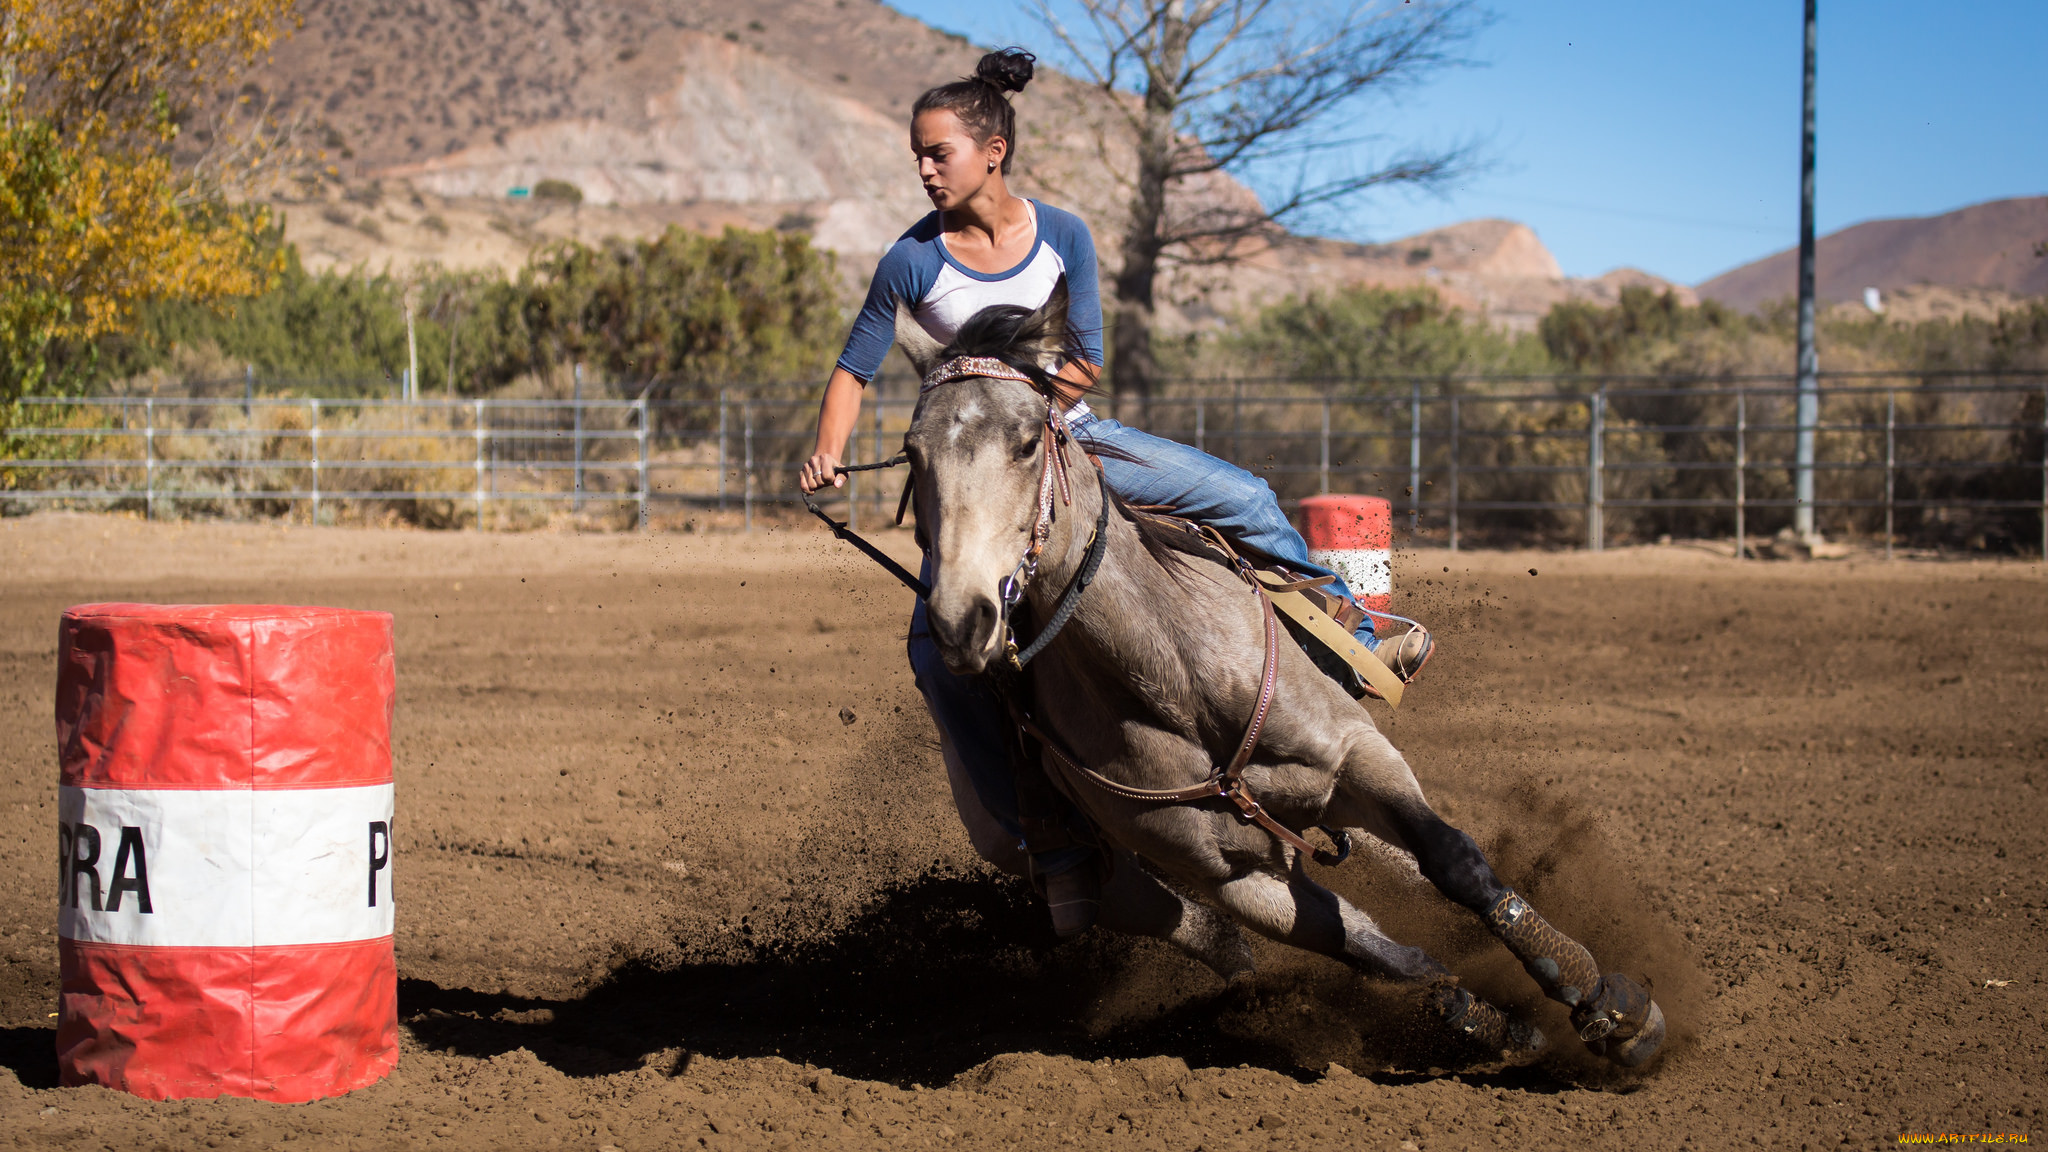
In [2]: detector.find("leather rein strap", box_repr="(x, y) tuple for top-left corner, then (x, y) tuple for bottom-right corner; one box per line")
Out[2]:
(1009, 541), (1349, 867)
(801, 453), (927, 599)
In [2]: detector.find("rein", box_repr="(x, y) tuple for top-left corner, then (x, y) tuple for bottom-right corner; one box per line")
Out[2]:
(807, 353), (1349, 868)
(801, 454), (926, 599)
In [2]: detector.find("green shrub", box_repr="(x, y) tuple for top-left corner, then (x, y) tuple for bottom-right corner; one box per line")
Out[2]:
(532, 179), (583, 205)
(91, 225), (844, 398)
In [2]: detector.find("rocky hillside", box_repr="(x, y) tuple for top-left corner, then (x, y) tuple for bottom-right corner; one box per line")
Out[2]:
(244, 0), (1689, 330)
(1699, 196), (2048, 313)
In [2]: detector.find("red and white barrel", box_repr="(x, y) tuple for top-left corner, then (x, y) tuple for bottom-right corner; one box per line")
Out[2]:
(1299, 495), (1393, 616)
(54, 604), (399, 1102)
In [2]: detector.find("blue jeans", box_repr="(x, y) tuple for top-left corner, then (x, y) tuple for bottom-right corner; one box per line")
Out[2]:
(908, 411), (1376, 877)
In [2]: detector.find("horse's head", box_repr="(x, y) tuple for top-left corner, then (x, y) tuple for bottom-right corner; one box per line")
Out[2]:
(897, 279), (1079, 675)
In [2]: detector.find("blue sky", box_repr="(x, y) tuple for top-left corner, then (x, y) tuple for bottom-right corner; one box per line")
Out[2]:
(887, 1), (2048, 285)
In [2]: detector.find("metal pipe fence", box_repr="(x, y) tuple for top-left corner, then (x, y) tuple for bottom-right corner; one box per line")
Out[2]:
(3, 371), (2043, 555)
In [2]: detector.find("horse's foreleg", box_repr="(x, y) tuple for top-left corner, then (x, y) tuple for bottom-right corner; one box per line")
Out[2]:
(1325, 731), (1667, 1068)
(1097, 852), (1255, 984)
(1201, 865), (1540, 1057)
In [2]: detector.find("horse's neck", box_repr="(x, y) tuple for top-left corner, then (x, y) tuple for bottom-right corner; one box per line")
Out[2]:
(1026, 477), (1210, 732)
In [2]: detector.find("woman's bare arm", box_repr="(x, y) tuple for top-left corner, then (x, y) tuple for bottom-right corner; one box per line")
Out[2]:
(1052, 358), (1100, 410)
(799, 367), (866, 493)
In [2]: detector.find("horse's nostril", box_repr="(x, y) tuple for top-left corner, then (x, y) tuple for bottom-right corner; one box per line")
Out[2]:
(931, 592), (1001, 668)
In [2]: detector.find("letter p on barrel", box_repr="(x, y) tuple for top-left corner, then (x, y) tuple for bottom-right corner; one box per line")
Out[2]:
(54, 604), (399, 1102)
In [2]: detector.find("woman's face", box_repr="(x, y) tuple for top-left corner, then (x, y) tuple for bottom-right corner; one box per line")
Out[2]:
(912, 108), (1004, 212)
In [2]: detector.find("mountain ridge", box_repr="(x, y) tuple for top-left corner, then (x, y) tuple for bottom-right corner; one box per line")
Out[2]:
(1698, 196), (2048, 312)
(241, 0), (1693, 331)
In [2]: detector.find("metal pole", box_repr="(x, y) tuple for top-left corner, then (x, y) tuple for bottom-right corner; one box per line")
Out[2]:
(572, 362), (585, 512)
(1587, 388), (1605, 552)
(636, 396), (650, 532)
(1318, 391), (1331, 494)
(1884, 390), (1895, 560)
(144, 398), (155, 522)
(1194, 396), (1205, 454)
(405, 295), (419, 403)
(1448, 394), (1461, 552)
(742, 403), (754, 533)
(872, 400), (885, 523)
(846, 413), (860, 534)
(244, 364), (254, 418)
(1793, 0), (1820, 540)
(718, 390), (729, 512)
(1735, 390), (1747, 559)
(474, 398), (487, 530)
(1232, 380), (1243, 465)
(309, 399), (321, 526)
(1408, 380), (1422, 533)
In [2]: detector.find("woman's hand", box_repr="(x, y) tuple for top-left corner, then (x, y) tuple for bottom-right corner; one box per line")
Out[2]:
(799, 451), (843, 494)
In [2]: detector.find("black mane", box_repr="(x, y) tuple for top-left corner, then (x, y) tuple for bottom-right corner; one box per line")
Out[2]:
(945, 302), (1212, 583)
(941, 302), (1081, 397)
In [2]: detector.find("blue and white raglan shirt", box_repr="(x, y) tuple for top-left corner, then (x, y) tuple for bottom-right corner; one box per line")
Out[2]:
(835, 200), (1105, 386)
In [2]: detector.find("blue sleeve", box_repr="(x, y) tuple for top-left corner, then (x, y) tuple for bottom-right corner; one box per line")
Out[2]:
(1038, 205), (1105, 366)
(835, 237), (938, 384)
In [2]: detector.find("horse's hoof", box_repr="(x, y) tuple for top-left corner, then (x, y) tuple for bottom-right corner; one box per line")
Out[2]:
(1571, 973), (1650, 1042)
(1572, 974), (1666, 1070)
(1604, 1000), (1666, 1069)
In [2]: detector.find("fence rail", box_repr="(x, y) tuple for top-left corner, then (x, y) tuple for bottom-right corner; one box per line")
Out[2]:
(4, 371), (2044, 555)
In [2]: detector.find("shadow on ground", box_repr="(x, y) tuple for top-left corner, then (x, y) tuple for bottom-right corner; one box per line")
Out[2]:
(0, 1026), (59, 1090)
(400, 870), (1581, 1092)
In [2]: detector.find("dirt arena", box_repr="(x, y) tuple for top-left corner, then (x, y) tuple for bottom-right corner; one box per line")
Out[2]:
(0, 513), (2041, 1150)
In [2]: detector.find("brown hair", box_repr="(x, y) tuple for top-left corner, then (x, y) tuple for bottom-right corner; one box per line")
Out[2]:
(911, 47), (1035, 175)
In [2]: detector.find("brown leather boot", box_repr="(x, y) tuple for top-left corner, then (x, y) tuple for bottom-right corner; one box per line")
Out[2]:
(1373, 626), (1434, 683)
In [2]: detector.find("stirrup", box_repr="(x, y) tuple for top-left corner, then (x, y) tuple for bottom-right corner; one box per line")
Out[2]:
(1368, 626), (1434, 688)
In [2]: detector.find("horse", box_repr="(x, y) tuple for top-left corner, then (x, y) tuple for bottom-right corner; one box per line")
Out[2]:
(889, 280), (1666, 1069)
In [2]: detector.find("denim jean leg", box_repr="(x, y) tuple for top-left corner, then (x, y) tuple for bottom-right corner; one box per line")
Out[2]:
(908, 565), (1095, 876)
(1072, 415), (1378, 646)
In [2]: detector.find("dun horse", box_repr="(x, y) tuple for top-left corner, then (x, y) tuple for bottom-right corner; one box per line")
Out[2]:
(892, 282), (1665, 1069)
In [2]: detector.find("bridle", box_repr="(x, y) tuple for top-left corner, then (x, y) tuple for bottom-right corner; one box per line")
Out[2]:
(804, 354), (1351, 868)
(916, 355), (1103, 672)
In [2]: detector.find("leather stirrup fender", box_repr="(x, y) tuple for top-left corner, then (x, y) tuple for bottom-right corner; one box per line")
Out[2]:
(1252, 569), (1404, 708)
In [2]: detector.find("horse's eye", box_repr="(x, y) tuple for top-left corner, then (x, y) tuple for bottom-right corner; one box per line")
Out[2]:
(1014, 434), (1041, 462)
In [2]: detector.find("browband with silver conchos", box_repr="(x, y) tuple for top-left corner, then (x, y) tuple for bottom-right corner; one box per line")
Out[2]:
(922, 356), (1038, 391)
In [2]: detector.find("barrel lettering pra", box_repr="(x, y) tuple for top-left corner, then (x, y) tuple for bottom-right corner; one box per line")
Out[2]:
(59, 822), (153, 913)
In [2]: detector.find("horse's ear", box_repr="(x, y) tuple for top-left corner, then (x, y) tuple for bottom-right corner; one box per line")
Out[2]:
(1022, 276), (1071, 370)
(894, 300), (944, 379)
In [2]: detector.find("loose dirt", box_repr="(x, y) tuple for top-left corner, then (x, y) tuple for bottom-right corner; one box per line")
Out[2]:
(1, 513), (2042, 1150)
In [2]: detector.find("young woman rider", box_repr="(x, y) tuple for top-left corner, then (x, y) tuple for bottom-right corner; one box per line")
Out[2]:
(798, 48), (1430, 938)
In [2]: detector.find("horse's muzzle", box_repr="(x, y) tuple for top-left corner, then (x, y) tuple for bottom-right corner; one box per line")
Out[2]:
(926, 587), (1003, 675)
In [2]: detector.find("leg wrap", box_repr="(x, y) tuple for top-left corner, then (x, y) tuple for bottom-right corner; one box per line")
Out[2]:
(1431, 982), (1544, 1057)
(1484, 890), (1602, 1009)
(1485, 891), (1662, 1057)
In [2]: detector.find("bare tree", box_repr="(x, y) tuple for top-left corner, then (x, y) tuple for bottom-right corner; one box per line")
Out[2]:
(1033, 0), (1484, 409)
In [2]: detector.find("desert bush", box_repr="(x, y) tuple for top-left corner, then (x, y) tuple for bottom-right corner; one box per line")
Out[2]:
(98, 226), (844, 403)
(1164, 285), (1553, 381)
(532, 179), (584, 205)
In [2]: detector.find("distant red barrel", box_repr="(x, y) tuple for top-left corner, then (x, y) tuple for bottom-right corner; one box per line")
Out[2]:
(54, 604), (399, 1102)
(1300, 495), (1393, 615)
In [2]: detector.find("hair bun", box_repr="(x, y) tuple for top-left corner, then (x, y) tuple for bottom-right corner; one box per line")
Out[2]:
(974, 47), (1035, 94)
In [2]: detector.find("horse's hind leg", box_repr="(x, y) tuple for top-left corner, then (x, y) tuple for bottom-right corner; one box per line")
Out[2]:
(1325, 731), (1668, 1069)
(1201, 865), (1543, 1059)
(1097, 852), (1255, 984)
